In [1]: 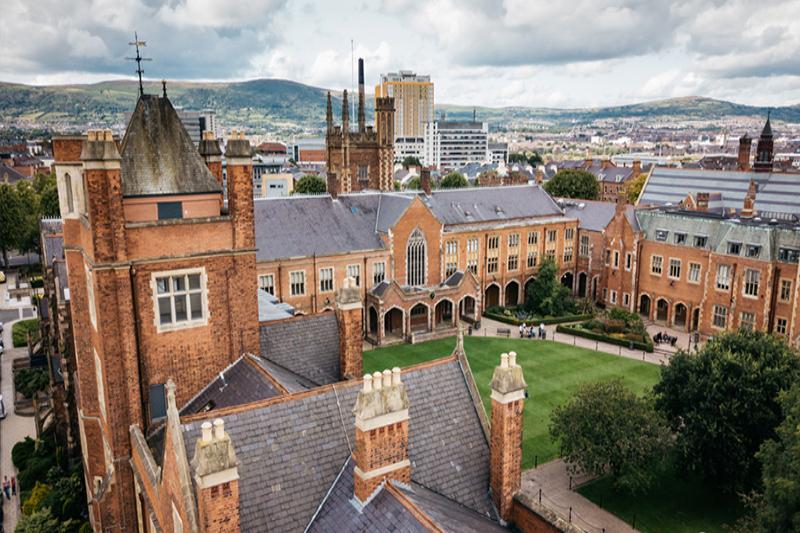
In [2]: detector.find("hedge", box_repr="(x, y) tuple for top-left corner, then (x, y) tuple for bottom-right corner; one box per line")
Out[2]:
(484, 311), (593, 327)
(12, 318), (40, 348)
(556, 324), (654, 352)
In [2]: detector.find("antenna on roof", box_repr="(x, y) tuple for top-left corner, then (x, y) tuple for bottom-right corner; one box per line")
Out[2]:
(126, 31), (151, 97)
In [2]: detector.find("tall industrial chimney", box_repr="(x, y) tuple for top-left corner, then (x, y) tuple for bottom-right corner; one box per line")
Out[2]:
(358, 58), (366, 133)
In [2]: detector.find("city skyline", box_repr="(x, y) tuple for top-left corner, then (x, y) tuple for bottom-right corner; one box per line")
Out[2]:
(2, 0), (800, 109)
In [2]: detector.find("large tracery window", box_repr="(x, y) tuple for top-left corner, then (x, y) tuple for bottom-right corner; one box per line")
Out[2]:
(406, 228), (427, 286)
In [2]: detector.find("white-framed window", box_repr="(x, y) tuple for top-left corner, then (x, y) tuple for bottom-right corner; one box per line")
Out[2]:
(727, 242), (742, 255)
(693, 235), (708, 248)
(713, 305), (728, 328)
(407, 229), (427, 286)
(625, 252), (632, 271)
(655, 229), (669, 241)
(610, 290), (617, 304)
(622, 292), (630, 306)
(668, 258), (681, 280)
(743, 269), (760, 297)
(688, 263), (701, 284)
(445, 239), (459, 277)
(545, 248), (556, 261)
(563, 246), (573, 263)
(716, 264), (731, 291)
(259, 274), (275, 295)
(347, 264), (361, 287)
(507, 255), (518, 271)
(565, 228), (574, 240)
(674, 232), (687, 245)
(94, 350), (106, 420)
(290, 270), (305, 296)
(651, 255), (663, 275)
(579, 235), (589, 257)
(776, 317), (788, 335)
(153, 269), (207, 331)
(780, 279), (792, 302)
(487, 256), (498, 273)
(528, 231), (539, 246)
(319, 267), (334, 292)
(85, 263), (97, 329)
(488, 235), (500, 250)
(373, 262), (386, 285)
(740, 312), (755, 331)
(466, 238), (479, 274)
(613, 250), (620, 269)
(547, 229), (557, 243)
(508, 233), (520, 248)
(526, 250), (537, 268)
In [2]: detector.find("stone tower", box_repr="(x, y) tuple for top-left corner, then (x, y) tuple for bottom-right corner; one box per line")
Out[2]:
(737, 133), (751, 172)
(754, 113), (774, 173)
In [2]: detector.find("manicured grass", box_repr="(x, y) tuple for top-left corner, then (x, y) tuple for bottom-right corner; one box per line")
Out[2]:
(12, 318), (40, 348)
(578, 461), (744, 533)
(364, 336), (660, 468)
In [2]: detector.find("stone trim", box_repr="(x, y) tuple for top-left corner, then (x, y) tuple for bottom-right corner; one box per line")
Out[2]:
(354, 459), (411, 481)
(83, 160), (121, 170)
(194, 466), (239, 489)
(491, 389), (526, 404)
(355, 408), (409, 431)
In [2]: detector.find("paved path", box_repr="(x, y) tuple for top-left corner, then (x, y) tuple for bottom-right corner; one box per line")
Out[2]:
(520, 460), (641, 533)
(1, 317), (37, 532)
(477, 317), (674, 366)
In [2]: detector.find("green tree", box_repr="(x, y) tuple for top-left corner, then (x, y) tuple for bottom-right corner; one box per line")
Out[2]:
(544, 169), (599, 200)
(401, 156), (421, 169)
(527, 152), (543, 166)
(755, 383), (800, 532)
(654, 330), (800, 491)
(15, 508), (60, 533)
(405, 176), (421, 190)
(35, 172), (60, 218)
(524, 258), (573, 316)
(15, 179), (43, 255)
(550, 380), (671, 493)
(293, 174), (327, 195)
(439, 171), (468, 189)
(625, 172), (647, 204)
(509, 152), (528, 164)
(15, 368), (49, 399)
(0, 182), (23, 266)
(22, 482), (52, 515)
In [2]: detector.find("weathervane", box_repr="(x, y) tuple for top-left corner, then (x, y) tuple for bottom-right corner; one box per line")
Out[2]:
(126, 32), (151, 97)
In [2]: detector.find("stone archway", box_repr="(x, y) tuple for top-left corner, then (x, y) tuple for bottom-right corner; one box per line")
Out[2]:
(485, 284), (500, 309)
(524, 277), (536, 302)
(577, 272), (587, 298)
(384, 308), (404, 337)
(560, 272), (574, 291)
(409, 303), (429, 332)
(656, 298), (669, 322)
(434, 300), (454, 328)
(368, 306), (378, 335)
(460, 295), (477, 321)
(639, 294), (651, 317)
(674, 303), (687, 329)
(505, 281), (520, 307)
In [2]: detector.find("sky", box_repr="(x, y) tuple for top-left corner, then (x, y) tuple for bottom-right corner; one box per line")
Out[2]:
(2, 0), (800, 109)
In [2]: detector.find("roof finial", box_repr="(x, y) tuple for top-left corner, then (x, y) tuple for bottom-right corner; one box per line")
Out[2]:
(127, 32), (152, 97)
(162, 79), (167, 98)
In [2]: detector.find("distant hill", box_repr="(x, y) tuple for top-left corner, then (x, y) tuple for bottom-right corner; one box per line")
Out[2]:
(1, 78), (798, 135)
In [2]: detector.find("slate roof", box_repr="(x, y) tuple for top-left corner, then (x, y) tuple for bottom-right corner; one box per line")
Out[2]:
(0, 163), (27, 184)
(639, 168), (800, 215)
(259, 313), (341, 386)
(181, 356), (283, 415)
(258, 289), (295, 321)
(120, 95), (222, 198)
(422, 185), (562, 225)
(558, 198), (639, 232)
(181, 358), (495, 533)
(250, 357), (318, 393)
(396, 483), (508, 533)
(307, 458), (429, 532)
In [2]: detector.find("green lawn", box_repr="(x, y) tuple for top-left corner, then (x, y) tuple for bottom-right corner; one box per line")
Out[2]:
(364, 336), (660, 468)
(578, 461), (744, 533)
(12, 318), (40, 348)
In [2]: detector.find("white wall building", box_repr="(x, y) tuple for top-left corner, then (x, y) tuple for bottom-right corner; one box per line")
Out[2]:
(424, 120), (490, 170)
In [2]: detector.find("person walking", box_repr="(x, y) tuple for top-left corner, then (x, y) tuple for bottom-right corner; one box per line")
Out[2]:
(519, 322), (526, 338)
(2, 477), (10, 500)
(540, 322), (546, 340)
(10, 476), (15, 496)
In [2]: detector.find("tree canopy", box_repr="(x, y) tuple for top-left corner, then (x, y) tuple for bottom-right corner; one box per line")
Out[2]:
(0, 172), (59, 265)
(625, 172), (647, 204)
(439, 171), (468, 189)
(654, 330), (800, 491)
(524, 258), (574, 316)
(543, 169), (599, 200)
(550, 379), (671, 493)
(509, 151), (542, 167)
(401, 156), (422, 169)
(405, 176), (422, 190)
(293, 174), (327, 195)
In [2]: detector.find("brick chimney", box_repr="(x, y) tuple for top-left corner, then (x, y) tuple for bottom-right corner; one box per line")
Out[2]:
(631, 160), (641, 177)
(225, 131), (255, 249)
(695, 192), (709, 212)
(738, 134), (752, 171)
(336, 276), (363, 380)
(534, 167), (543, 185)
(490, 352), (527, 522)
(353, 368), (411, 503)
(191, 418), (240, 533)
(199, 131), (224, 188)
(327, 171), (339, 199)
(81, 129), (126, 263)
(741, 180), (757, 218)
(420, 168), (432, 195)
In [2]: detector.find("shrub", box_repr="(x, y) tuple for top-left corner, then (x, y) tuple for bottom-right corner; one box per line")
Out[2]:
(556, 324), (654, 352)
(22, 482), (52, 516)
(15, 368), (49, 399)
(12, 436), (37, 470)
(15, 508), (59, 533)
(12, 318), (41, 347)
(17, 454), (57, 493)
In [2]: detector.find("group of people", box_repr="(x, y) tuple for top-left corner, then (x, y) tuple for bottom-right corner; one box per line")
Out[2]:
(653, 331), (678, 347)
(519, 322), (547, 340)
(2, 475), (15, 500)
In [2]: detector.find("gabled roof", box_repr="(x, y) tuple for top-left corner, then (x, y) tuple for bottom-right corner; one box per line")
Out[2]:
(181, 357), (495, 532)
(0, 163), (27, 184)
(422, 185), (562, 225)
(120, 95), (222, 198)
(259, 313), (341, 386)
(559, 198), (639, 232)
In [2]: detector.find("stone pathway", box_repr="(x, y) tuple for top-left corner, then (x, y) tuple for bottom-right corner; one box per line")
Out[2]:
(1, 318), (37, 532)
(520, 460), (641, 533)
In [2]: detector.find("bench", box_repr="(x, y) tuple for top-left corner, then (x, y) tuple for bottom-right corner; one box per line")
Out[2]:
(496, 327), (511, 338)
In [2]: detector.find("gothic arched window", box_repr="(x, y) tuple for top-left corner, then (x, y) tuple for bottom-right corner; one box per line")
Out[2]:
(406, 228), (427, 286)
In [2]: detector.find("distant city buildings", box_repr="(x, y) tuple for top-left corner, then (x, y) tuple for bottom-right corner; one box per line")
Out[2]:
(376, 70), (434, 153)
(175, 108), (218, 144)
(424, 119), (489, 171)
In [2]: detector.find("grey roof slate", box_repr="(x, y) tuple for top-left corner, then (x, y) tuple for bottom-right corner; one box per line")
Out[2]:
(120, 95), (222, 198)
(258, 289), (295, 321)
(307, 458), (429, 532)
(181, 358), (495, 533)
(396, 483), (507, 533)
(0, 163), (28, 184)
(181, 356), (282, 415)
(640, 168), (800, 215)
(250, 357), (317, 393)
(259, 313), (341, 386)
(422, 185), (562, 225)
(559, 199), (640, 232)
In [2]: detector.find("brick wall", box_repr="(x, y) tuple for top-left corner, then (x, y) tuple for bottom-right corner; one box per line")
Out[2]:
(490, 398), (524, 521)
(196, 481), (240, 533)
(353, 421), (412, 500)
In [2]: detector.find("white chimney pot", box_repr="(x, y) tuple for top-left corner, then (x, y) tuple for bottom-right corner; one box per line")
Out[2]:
(213, 418), (225, 440)
(372, 371), (383, 390)
(363, 374), (373, 393)
(201, 421), (213, 443)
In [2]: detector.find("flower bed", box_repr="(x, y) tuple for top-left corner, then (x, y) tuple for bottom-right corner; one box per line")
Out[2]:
(555, 308), (654, 352)
(484, 306), (593, 326)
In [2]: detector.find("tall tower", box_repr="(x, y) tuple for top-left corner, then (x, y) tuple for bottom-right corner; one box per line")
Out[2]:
(754, 113), (774, 173)
(358, 58), (366, 134)
(737, 133), (752, 171)
(53, 94), (259, 531)
(376, 94), (395, 191)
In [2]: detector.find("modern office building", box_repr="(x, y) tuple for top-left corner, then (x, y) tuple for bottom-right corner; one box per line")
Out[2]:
(375, 70), (434, 141)
(424, 120), (490, 170)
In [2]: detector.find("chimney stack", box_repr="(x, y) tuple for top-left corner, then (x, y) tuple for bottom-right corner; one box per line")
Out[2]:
(199, 131), (224, 188)
(326, 91), (334, 134)
(420, 168), (432, 195)
(631, 160), (641, 177)
(336, 276), (363, 380)
(741, 179), (757, 218)
(489, 351), (527, 522)
(695, 192), (709, 212)
(358, 58), (366, 133)
(225, 131), (255, 250)
(191, 417), (241, 533)
(342, 90), (350, 132)
(738, 133), (752, 171)
(353, 367), (411, 502)
(327, 171), (339, 200)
